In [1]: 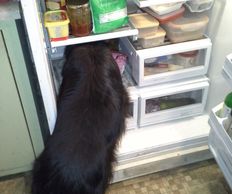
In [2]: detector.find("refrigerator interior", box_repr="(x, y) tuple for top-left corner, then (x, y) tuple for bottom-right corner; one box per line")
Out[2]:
(20, 0), (231, 182)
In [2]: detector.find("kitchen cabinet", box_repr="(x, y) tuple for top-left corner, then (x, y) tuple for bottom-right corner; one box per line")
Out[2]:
(0, 2), (44, 176)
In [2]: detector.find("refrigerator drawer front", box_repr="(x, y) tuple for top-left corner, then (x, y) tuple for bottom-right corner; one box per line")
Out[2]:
(126, 93), (139, 130)
(209, 120), (232, 189)
(120, 37), (212, 86)
(139, 80), (209, 127)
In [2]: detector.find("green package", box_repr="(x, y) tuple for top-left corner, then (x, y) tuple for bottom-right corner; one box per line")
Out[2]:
(90, 0), (128, 34)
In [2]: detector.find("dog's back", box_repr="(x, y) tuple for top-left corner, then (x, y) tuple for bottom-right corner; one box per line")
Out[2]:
(31, 44), (129, 194)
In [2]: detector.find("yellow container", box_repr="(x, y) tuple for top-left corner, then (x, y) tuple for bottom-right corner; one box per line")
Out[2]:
(44, 10), (70, 41)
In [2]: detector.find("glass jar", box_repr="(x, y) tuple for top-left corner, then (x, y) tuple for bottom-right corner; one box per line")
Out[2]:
(66, 1), (92, 36)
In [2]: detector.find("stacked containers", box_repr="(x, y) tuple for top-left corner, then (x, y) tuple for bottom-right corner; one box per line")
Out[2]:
(129, 13), (166, 48)
(119, 1), (213, 128)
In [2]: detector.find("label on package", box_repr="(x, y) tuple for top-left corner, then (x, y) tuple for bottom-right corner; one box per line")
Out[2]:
(99, 8), (127, 24)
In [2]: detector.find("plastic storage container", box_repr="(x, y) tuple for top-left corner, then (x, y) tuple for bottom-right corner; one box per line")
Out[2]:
(185, 0), (214, 12)
(138, 77), (209, 127)
(46, 0), (67, 11)
(175, 50), (199, 68)
(129, 13), (159, 38)
(44, 10), (70, 41)
(143, 6), (185, 24)
(149, 1), (186, 15)
(162, 13), (209, 43)
(138, 27), (166, 48)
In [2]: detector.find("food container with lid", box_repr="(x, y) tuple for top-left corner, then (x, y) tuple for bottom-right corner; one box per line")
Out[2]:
(66, 2), (92, 37)
(175, 50), (199, 68)
(129, 13), (159, 38)
(143, 6), (185, 24)
(162, 13), (209, 43)
(44, 10), (70, 41)
(138, 27), (166, 48)
(149, 1), (186, 15)
(185, 0), (214, 12)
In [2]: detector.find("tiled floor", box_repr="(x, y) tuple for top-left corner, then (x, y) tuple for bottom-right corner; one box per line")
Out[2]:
(0, 159), (231, 194)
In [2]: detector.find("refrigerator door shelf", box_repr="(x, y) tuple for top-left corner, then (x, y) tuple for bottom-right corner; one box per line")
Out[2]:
(222, 53), (232, 86)
(120, 36), (212, 87)
(208, 103), (232, 189)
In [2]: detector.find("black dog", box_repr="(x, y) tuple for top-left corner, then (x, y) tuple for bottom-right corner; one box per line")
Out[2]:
(31, 43), (129, 194)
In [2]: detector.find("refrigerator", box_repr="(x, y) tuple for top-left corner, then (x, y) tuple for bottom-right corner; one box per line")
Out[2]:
(20, 0), (232, 184)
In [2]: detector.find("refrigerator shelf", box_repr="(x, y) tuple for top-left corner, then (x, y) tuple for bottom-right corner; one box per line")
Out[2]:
(131, 0), (189, 8)
(208, 103), (232, 189)
(50, 25), (138, 48)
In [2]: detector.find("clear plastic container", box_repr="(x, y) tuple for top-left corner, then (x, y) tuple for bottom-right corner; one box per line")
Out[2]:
(149, 1), (186, 15)
(143, 6), (185, 24)
(185, 0), (214, 12)
(162, 13), (209, 43)
(129, 13), (159, 38)
(175, 50), (199, 68)
(138, 27), (166, 48)
(44, 10), (70, 41)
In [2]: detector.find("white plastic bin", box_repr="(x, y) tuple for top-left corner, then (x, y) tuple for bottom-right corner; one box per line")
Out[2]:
(208, 103), (232, 189)
(119, 37), (212, 86)
(138, 77), (209, 127)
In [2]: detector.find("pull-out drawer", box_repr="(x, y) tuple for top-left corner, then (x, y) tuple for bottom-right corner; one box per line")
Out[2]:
(138, 77), (209, 127)
(120, 37), (212, 86)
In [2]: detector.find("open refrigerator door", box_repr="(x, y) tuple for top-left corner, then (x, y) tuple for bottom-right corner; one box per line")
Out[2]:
(208, 54), (232, 189)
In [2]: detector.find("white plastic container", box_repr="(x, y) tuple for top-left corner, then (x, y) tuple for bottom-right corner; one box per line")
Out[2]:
(129, 13), (159, 38)
(149, 1), (186, 15)
(119, 37), (212, 86)
(138, 77), (209, 127)
(138, 27), (166, 48)
(185, 0), (214, 12)
(162, 13), (209, 43)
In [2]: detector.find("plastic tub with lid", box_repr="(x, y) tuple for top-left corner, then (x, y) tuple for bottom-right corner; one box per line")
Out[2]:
(138, 27), (166, 48)
(162, 13), (209, 43)
(175, 50), (199, 68)
(129, 13), (159, 38)
(185, 0), (214, 12)
(149, 1), (186, 15)
(143, 6), (185, 24)
(44, 10), (70, 41)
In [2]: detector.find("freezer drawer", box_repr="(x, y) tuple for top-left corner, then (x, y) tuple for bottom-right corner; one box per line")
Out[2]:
(138, 77), (209, 127)
(208, 103), (232, 189)
(119, 37), (212, 86)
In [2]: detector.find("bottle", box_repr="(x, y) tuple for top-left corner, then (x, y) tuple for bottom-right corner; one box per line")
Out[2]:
(220, 92), (232, 117)
(220, 92), (232, 131)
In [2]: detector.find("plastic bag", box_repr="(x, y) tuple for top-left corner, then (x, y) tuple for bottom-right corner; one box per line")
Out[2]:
(90, 0), (128, 34)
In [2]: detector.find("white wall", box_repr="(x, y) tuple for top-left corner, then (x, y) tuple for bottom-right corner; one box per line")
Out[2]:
(206, 0), (232, 112)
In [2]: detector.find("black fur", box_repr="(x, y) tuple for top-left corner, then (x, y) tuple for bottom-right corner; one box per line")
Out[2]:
(31, 43), (129, 194)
